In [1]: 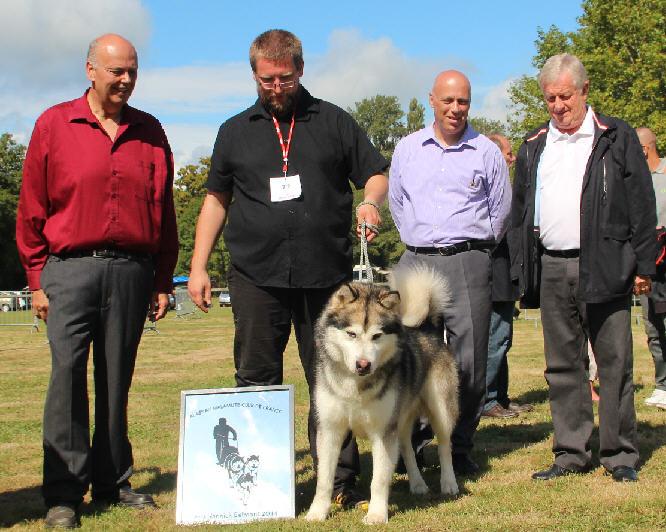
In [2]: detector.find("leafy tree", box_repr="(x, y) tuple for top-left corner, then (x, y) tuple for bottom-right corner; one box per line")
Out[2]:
(348, 95), (406, 160)
(174, 157), (229, 286)
(469, 117), (507, 137)
(405, 98), (426, 134)
(509, 1), (666, 152)
(0, 133), (27, 288)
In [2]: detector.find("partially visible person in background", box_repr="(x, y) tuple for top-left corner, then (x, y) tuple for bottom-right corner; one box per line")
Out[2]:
(482, 133), (533, 418)
(636, 127), (666, 410)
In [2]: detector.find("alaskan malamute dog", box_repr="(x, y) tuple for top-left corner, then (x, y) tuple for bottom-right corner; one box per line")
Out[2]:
(305, 266), (459, 524)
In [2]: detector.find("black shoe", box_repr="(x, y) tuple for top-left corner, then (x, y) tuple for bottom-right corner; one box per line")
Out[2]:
(452, 453), (480, 476)
(45, 504), (79, 528)
(94, 487), (157, 509)
(608, 465), (638, 482)
(531, 463), (581, 480)
(332, 488), (369, 510)
(482, 404), (518, 418)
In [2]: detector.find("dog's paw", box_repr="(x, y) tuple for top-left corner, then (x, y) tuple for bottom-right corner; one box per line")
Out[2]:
(363, 510), (388, 525)
(440, 479), (459, 496)
(304, 504), (329, 522)
(409, 480), (430, 495)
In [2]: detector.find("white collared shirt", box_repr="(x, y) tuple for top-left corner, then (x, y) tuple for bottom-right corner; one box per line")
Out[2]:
(538, 107), (596, 250)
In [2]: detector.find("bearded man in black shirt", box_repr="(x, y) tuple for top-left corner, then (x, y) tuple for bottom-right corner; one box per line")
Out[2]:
(188, 29), (388, 507)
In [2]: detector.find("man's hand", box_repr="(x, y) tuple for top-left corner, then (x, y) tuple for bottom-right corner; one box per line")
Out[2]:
(32, 289), (49, 322)
(188, 269), (212, 312)
(356, 203), (382, 243)
(150, 292), (170, 321)
(633, 274), (652, 296)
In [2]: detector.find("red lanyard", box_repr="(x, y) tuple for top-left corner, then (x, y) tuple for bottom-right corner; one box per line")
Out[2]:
(272, 112), (295, 176)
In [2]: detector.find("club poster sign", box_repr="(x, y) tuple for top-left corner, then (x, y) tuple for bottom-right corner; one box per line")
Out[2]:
(176, 385), (295, 525)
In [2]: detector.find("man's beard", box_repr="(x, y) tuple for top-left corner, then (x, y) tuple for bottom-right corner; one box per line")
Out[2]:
(260, 89), (298, 119)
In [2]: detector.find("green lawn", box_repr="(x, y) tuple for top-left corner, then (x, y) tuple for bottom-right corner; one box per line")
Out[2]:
(1, 306), (665, 530)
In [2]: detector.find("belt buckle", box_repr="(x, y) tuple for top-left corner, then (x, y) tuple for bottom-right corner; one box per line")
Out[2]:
(438, 246), (452, 256)
(92, 250), (106, 258)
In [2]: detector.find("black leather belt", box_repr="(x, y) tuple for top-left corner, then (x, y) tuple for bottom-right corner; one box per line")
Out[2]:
(406, 240), (495, 256)
(543, 248), (579, 258)
(55, 249), (153, 262)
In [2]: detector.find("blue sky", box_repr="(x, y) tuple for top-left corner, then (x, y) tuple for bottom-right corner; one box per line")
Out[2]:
(0, 0), (584, 168)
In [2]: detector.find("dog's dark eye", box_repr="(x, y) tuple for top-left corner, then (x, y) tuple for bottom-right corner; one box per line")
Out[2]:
(346, 330), (357, 338)
(372, 333), (383, 340)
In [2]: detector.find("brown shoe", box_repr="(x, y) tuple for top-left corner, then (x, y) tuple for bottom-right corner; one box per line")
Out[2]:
(507, 401), (534, 413)
(482, 404), (518, 418)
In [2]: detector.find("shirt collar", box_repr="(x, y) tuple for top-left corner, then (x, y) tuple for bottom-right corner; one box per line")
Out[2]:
(422, 122), (478, 150)
(248, 86), (320, 122)
(547, 106), (595, 142)
(67, 89), (144, 126)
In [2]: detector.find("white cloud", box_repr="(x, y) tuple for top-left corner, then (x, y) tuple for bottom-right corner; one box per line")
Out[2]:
(132, 63), (255, 115)
(305, 29), (468, 111)
(471, 78), (516, 124)
(162, 123), (218, 171)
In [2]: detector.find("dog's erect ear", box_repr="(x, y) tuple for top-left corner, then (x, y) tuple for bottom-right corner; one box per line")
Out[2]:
(377, 290), (400, 310)
(332, 283), (359, 307)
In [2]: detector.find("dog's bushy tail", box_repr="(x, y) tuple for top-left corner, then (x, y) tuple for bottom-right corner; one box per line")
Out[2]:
(390, 265), (451, 327)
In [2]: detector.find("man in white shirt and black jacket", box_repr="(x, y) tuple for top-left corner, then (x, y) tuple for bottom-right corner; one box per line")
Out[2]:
(509, 53), (656, 483)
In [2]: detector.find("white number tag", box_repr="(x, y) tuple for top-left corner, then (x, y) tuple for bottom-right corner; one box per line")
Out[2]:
(270, 174), (302, 202)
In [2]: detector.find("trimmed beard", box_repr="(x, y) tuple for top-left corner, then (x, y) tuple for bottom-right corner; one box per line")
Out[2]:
(260, 89), (298, 119)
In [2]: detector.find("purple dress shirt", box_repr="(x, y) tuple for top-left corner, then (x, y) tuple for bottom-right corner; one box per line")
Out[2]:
(389, 124), (511, 247)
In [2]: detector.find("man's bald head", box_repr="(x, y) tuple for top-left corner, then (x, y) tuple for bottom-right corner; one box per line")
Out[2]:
(429, 70), (472, 145)
(87, 33), (137, 68)
(431, 70), (471, 98)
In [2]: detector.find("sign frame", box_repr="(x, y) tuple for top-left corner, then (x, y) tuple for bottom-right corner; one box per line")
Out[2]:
(175, 385), (295, 525)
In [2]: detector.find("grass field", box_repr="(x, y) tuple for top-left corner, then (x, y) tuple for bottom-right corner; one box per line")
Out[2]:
(1, 305), (665, 530)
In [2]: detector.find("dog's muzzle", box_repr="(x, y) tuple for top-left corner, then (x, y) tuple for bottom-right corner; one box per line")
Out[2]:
(356, 359), (371, 376)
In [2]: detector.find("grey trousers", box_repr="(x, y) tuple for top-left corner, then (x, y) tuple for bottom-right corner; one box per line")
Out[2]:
(540, 255), (638, 471)
(397, 249), (492, 455)
(40, 255), (153, 505)
(639, 295), (666, 392)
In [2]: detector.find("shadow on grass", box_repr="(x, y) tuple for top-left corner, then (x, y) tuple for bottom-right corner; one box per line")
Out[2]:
(0, 484), (43, 527)
(0, 467), (176, 528)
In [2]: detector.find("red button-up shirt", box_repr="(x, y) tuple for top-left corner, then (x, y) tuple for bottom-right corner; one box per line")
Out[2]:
(16, 91), (178, 292)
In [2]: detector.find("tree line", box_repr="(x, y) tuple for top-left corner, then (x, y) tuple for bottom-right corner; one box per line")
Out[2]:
(1, 0), (662, 288)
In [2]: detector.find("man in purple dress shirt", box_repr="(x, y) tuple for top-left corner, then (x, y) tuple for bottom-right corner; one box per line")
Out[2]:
(389, 70), (511, 475)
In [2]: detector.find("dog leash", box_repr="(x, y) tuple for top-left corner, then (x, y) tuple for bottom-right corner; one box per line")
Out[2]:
(357, 220), (376, 284)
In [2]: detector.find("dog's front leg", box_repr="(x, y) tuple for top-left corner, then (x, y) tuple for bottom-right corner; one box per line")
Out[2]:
(363, 434), (397, 524)
(304, 427), (344, 521)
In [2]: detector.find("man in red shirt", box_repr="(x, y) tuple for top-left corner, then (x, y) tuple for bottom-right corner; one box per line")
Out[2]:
(16, 33), (178, 528)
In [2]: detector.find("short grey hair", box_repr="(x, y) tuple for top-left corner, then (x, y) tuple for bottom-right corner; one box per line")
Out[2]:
(87, 38), (99, 67)
(538, 53), (588, 91)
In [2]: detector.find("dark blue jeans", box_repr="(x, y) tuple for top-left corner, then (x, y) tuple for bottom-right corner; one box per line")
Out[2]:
(484, 301), (514, 411)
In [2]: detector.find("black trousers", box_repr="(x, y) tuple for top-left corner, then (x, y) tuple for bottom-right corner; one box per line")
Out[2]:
(540, 255), (638, 470)
(227, 266), (360, 490)
(40, 255), (153, 505)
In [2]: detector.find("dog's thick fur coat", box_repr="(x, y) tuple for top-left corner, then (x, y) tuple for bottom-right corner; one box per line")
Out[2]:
(305, 266), (459, 524)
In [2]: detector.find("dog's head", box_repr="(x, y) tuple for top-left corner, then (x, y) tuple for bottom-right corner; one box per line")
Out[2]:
(227, 455), (244, 474)
(244, 455), (260, 472)
(318, 282), (401, 377)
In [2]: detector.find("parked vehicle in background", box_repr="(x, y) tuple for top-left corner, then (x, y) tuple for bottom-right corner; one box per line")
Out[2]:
(0, 290), (28, 312)
(219, 289), (231, 307)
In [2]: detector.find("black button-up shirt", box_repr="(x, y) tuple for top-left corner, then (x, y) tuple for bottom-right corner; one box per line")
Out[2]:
(207, 87), (388, 288)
